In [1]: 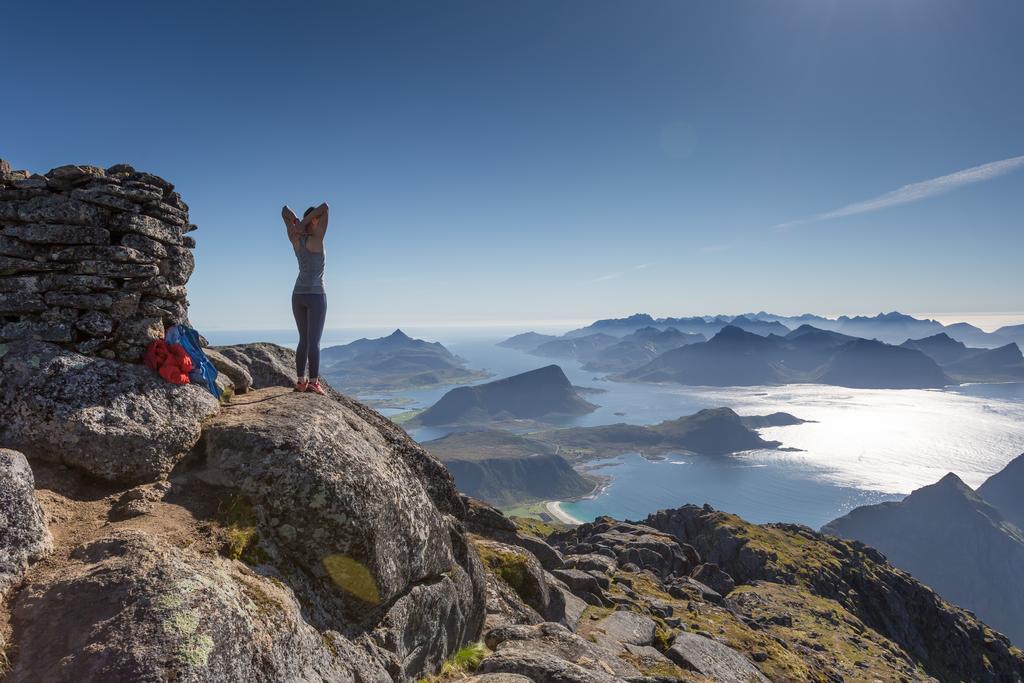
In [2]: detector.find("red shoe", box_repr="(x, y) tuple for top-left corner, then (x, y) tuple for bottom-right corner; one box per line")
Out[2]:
(307, 378), (326, 395)
(294, 379), (308, 392)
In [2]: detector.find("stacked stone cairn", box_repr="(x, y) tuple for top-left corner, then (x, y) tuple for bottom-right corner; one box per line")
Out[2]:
(0, 159), (195, 362)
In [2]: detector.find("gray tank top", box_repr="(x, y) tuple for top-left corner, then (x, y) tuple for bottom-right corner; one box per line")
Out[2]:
(293, 236), (326, 295)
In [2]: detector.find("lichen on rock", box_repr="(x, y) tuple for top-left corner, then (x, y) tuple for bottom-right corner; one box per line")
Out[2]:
(4, 530), (390, 683)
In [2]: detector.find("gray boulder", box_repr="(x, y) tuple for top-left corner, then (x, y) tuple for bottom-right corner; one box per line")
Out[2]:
(477, 650), (619, 683)
(474, 538), (563, 623)
(204, 347), (252, 393)
(211, 341), (296, 388)
(690, 562), (735, 596)
(4, 530), (390, 683)
(550, 568), (606, 603)
(564, 553), (617, 574)
(548, 580), (586, 632)
(550, 518), (699, 580)
(480, 622), (637, 683)
(665, 632), (769, 683)
(0, 341), (220, 483)
(592, 610), (657, 648)
(667, 576), (724, 605)
(462, 496), (564, 571)
(481, 566), (545, 629)
(514, 534), (564, 572)
(0, 449), (51, 596)
(196, 389), (486, 680)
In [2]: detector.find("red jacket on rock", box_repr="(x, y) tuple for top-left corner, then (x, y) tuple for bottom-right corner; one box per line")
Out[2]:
(143, 339), (193, 385)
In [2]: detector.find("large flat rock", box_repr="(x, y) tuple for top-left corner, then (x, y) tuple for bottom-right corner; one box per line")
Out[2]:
(197, 387), (486, 680)
(0, 341), (220, 484)
(666, 632), (769, 683)
(480, 622), (636, 683)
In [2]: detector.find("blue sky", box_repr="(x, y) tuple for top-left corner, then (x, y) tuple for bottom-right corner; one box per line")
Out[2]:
(4, 1), (1023, 330)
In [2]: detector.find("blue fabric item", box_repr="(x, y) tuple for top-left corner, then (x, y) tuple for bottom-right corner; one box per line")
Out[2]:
(165, 324), (221, 398)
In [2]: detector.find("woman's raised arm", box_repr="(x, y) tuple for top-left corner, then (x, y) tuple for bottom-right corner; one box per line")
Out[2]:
(297, 202), (329, 239)
(282, 205), (302, 238)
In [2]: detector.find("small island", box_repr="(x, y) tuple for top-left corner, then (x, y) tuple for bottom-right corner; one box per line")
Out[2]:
(409, 364), (598, 427)
(532, 407), (806, 461)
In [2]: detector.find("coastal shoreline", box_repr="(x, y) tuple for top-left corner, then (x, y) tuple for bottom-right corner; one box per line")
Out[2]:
(543, 470), (609, 525)
(543, 501), (582, 525)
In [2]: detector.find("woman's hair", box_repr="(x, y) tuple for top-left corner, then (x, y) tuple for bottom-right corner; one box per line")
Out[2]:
(303, 206), (316, 218)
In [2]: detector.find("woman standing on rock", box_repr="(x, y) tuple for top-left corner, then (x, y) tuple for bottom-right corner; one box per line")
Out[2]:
(282, 202), (329, 395)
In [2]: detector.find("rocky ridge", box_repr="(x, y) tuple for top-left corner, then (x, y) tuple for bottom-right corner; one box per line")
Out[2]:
(452, 503), (1024, 683)
(1, 160), (195, 362)
(0, 343), (488, 682)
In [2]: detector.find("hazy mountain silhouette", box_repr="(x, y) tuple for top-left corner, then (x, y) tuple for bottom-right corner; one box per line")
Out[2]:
(943, 343), (1024, 382)
(623, 326), (949, 388)
(832, 312), (945, 344)
(553, 311), (1013, 348)
(824, 463), (1024, 645)
(530, 333), (619, 360)
(624, 325), (789, 386)
(496, 331), (559, 351)
(817, 338), (949, 389)
(727, 315), (791, 336)
(900, 333), (974, 365)
(581, 326), (705, 372)
(899, 334), (1024, 382)
(995, 323), (1024, 349)
(320, 329), (487, 391)
(978, 453), (1024, 530)
(562, 313), (792, 340)
(412, 364), (597, 426)
(563, 313), (659, 338)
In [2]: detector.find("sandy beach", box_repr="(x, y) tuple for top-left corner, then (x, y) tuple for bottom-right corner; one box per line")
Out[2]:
(544, 501), (582, 525)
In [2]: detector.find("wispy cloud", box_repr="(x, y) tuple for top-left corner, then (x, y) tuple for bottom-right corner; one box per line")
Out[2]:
(589, 263), (652, 283)
(776, 154), (1024, 230)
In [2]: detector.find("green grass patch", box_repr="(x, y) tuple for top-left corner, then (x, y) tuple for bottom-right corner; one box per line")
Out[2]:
(509, 515), (567, 538)
(217, 493), (268, 565)
(417, 641), (489, 682)
(473, 540), (540, 606)
(389, 409), (424, 425)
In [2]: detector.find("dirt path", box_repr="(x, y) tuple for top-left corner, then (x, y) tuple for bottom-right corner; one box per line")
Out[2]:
(0, 446), (244, 666)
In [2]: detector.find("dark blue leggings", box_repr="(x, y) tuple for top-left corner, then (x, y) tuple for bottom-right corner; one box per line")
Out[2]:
(292, 292), (327, 378)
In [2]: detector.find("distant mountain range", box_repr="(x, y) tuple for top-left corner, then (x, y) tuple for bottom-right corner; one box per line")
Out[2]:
(543, 311), (1024, 348)
(501, 318), (1024, 388)
(319, 329), (489, 392)
(580, 327), (706, 373)
(624, 325), (952, 388)
(823, 453), (1024, 646)
(410, 364), (597, 426)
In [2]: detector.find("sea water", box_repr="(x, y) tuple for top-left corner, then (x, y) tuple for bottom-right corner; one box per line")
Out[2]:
(204, 328), (1024, 529)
